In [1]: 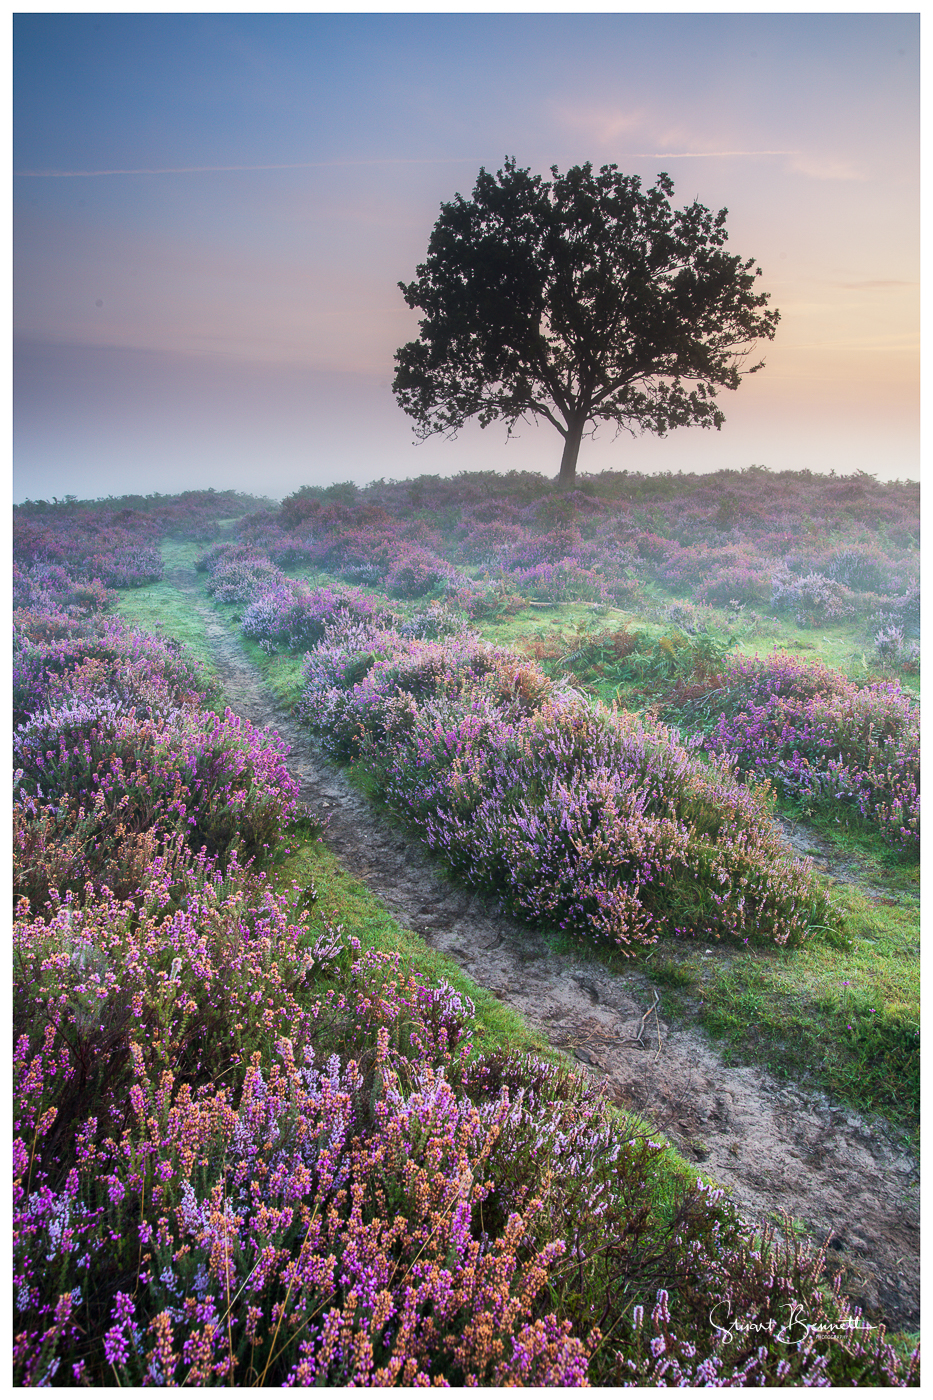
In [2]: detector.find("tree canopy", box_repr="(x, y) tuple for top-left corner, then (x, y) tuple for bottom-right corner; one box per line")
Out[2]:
(393, 159), (780, 483)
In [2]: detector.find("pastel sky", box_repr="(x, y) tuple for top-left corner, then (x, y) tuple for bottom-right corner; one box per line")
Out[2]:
(13, 10), (920, 503)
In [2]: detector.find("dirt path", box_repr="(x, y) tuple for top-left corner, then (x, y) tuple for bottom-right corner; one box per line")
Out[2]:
(172, 568), (919, 1333)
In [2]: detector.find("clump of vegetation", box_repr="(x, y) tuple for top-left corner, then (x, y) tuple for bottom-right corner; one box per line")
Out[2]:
(522, 620), (735, 691)
(664, 652), (919, 857)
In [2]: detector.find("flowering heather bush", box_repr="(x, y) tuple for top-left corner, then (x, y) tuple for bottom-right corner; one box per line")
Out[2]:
(80, 543), (163, 589)
(335, 558), (387, 587)
(13, 888), (916, 1386)
(13, 616), (222, 730)
(385, 697), (832, 950)
(510, 557), (609, 604)
(384, 544), (453, 598)
(13, 855), (333, 1152)
(12, 510), (164, 605)
(873, 624), (920, 675)
(395, 600), (469, 640)
(299, 628), (554, 758)
(696, 564), (771, 608)
(661, 599), (720, 634)
(13, 792), (203, 912)
(241, 579), (392, 653)
(770, 566), (856, 627)
(14, 700), (299, 867)
(789, 541), (910, 595)
(458, 519), (525, 565)
(196, 544), (286, 604)
(13, 561), (118, 620)
(13, 562), (75, 611)
(470, 1052), (914, 1386)
(15, 488), (269, 550)
(874, 581), (921, 639)
(678, 654), (920, 856)
(193, 540), (234, 574)
(220, 509), (315, 567)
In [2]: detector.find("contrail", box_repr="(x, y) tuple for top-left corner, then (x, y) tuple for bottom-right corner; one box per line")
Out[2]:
(14, 150), (801, 178)
(616, 150), (800, 158)
(14, 157), (485, 177)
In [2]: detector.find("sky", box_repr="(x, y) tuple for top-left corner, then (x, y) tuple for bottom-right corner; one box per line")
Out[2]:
(13, 8), (920, 503)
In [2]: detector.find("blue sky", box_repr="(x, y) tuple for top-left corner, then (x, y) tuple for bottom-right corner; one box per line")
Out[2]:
(14, 10), (920, 501)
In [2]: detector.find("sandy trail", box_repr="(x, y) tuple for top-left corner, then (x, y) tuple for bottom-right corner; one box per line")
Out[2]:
(171, 567), (919, 1332)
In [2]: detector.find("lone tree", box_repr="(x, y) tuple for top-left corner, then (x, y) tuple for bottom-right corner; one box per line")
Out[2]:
(393, 159), (779, 484)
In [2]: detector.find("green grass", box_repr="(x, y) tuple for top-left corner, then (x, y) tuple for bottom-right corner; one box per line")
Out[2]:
(112, 540), (218, 672)
(488, 579), (918, 698)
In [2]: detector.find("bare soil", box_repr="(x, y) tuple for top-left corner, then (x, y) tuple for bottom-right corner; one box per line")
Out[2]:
(171, 568), (919, 1333)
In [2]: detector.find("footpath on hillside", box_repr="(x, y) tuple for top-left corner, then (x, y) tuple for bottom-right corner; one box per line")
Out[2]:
(169, 564), (919, 1334)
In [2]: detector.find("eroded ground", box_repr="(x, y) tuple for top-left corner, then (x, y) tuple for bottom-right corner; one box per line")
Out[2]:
(171, 567), (919, 1332)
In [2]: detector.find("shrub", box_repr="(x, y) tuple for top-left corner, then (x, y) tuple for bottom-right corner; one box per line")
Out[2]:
(241, 580), (391, 653)
(196, 544), (286, 603)
(81, 544), (163, 589)
(384, 545), (452, 598)
(14, 700), (299, 865)
(13, 617), (221, 730)
(675, 654), (920, 856)
(770, 567), (855, 626)
(873, 624), (920, 675)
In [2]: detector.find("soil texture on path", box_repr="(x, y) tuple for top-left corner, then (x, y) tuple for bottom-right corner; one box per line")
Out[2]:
(170, 567), (919, 1333)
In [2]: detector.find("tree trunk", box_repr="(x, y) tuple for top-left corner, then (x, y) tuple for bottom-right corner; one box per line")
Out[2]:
(557, 410), (587, 487)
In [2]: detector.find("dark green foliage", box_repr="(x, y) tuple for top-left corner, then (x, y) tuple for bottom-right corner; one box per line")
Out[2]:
(394, 159), (779, 481)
